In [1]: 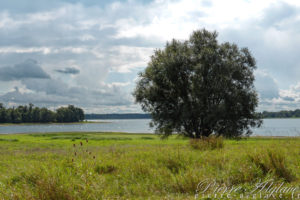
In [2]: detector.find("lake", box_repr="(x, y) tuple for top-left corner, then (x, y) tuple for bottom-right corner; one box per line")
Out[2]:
(0, 119), (300, 136)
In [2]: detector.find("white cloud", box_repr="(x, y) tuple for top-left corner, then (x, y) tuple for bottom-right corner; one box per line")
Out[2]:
(107, 82), (131, 88)
(108, 46), (153, 73)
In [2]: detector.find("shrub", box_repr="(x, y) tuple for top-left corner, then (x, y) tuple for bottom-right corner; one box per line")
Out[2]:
(189, 135), (224, 150)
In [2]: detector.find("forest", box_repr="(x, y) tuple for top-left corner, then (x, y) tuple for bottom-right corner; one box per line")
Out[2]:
(0, 103), (84, 123)
(261, 109), (300, 118)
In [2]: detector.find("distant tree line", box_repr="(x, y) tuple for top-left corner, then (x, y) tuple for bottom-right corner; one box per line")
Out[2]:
(85, 113), (151, 120)
(0, 103), (84, 123)
(261, 109), (300, 118)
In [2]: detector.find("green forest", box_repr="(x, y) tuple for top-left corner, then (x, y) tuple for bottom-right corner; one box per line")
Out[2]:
(261, 109), (300, 118)
(0, 103), (84, 123)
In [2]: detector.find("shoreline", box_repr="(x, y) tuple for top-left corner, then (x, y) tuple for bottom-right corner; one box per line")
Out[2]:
(0, 131), (299, 138)
(0, 121), (109, 127)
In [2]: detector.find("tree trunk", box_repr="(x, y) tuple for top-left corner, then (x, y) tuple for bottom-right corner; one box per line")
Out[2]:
(203, 129), (211, 137)
(195, 131), (201, 139)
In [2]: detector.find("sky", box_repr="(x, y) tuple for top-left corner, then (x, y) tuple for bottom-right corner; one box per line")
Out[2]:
(0, 0), (300, 113)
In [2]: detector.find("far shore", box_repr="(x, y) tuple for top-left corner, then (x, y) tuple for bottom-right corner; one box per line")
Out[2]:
(0, 120), (110, 127)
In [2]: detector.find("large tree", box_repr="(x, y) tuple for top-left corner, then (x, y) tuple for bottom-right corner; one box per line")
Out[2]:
(134, 29), (262, 138)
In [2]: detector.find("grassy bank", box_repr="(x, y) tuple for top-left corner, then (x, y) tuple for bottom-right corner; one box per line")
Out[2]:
(0, 132), (299, 199)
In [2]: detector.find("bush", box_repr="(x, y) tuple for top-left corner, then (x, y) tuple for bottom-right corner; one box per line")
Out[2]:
(189, 135), (224, 150)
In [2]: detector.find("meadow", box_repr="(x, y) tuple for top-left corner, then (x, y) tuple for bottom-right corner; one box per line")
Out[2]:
(0, 132), (299, 199)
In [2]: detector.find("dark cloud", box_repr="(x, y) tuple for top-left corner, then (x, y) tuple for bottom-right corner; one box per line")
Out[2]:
(0, 59), (50, 81)
(55, 67), (80, 74)
(22, 79), (68, 96)
(282, 96), (294, 102)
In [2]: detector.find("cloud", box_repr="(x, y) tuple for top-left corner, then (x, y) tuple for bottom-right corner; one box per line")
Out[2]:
(0, 59), (50, 81)
(260, 2), (297, 28)
(255, 71), (279, 100)
(282, 96), (294, 102)
(255, 75), (300, 111)
(12, 77), (132, 105)
(279, 82), (300, 101)
(0, 77), (134, 114)
(55, 67), (80, 74)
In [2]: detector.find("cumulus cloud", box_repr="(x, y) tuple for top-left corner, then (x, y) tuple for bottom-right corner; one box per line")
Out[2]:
(55, 67), (80, 74)
(0, 77), (133, 111)
(0, 59), (50, 81)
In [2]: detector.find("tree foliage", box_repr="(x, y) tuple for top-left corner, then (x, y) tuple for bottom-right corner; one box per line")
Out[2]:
(0, 103), (84, 123)
(56, 105), (84, 122)
(134, 29), (262, 138)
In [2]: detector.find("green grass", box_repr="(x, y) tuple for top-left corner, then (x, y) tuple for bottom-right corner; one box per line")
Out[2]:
(0, 132), (299, 199)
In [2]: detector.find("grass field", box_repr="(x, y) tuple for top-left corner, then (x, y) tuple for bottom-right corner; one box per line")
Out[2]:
(0, 132), (299, 199)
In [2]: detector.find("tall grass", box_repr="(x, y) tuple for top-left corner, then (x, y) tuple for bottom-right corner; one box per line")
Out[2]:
(0, 133), (298, 199)
(248, 149), (295, 182)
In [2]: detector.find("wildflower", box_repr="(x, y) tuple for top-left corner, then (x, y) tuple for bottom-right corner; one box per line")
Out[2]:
(93, 156), (95, 159)
(72, 158), (74, 162)
(74, 152), (77, 156)
(73, 144), (76, 147)
(80, 141), (83, 146)
(86, 139), (88, 143)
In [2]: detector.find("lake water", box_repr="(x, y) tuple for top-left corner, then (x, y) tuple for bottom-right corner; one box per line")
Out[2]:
(0, 119), (300, 136)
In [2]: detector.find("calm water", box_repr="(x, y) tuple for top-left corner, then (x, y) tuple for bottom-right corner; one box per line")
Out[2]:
(0, 119), (300, 136)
